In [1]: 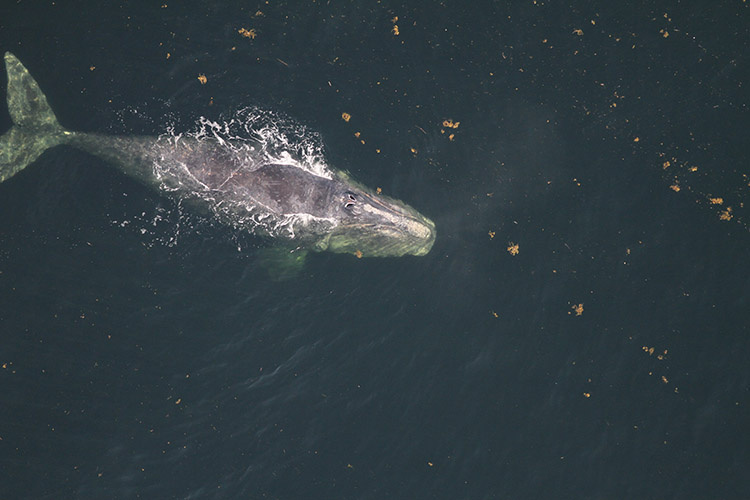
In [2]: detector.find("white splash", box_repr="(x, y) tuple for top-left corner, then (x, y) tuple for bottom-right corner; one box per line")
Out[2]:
(118, 106), (339, 247)
(190, 107), (333, 180)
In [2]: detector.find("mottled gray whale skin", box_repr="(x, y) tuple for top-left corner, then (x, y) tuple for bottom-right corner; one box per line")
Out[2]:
(0, 53), (436, 258)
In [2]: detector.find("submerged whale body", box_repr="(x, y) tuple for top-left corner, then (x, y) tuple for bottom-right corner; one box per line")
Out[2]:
(0, 53), (435, 258)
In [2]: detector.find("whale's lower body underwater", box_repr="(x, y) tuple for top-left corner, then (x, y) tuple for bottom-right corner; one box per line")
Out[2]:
(0, 53), (436, 260)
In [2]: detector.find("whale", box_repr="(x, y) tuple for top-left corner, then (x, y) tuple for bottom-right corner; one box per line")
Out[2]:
(0, 53), (435, 261)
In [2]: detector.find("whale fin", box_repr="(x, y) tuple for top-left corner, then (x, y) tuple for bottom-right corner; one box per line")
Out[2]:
(258, 247), (308, 280)
(0, 52), (68, 183)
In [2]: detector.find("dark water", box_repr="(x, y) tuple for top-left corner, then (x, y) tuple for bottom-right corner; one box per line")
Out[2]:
(1, 1), (749, 499)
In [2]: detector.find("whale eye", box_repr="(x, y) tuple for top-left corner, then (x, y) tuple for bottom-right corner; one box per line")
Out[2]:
(343, 192), (357, 210)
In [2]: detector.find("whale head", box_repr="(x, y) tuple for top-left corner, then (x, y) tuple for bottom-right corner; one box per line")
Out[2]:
(314, 172), (436, 258)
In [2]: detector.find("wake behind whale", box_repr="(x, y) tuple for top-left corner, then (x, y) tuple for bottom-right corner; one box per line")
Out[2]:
(0, 53), (435, 261)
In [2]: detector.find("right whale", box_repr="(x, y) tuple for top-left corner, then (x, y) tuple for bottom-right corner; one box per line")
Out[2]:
(0, 52), (436, 259)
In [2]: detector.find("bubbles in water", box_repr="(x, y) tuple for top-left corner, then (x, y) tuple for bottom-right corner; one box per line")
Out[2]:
(109, 201), (193, 249)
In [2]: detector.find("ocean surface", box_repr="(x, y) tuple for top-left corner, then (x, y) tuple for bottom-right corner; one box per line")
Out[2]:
(1, 1), (748, 499)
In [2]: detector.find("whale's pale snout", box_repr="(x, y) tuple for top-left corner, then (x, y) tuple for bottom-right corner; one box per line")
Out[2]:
(410, 215), (436, 256)
(326, 190), (436, 258)
(397, 209), (435, 256)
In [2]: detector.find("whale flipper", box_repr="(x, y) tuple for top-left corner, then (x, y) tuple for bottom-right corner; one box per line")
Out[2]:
(0, 52), (68, 183)
(257, 247), (308, 280)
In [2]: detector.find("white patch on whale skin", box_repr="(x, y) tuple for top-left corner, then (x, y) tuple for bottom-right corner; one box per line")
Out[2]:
(273, 213), (338, 239)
